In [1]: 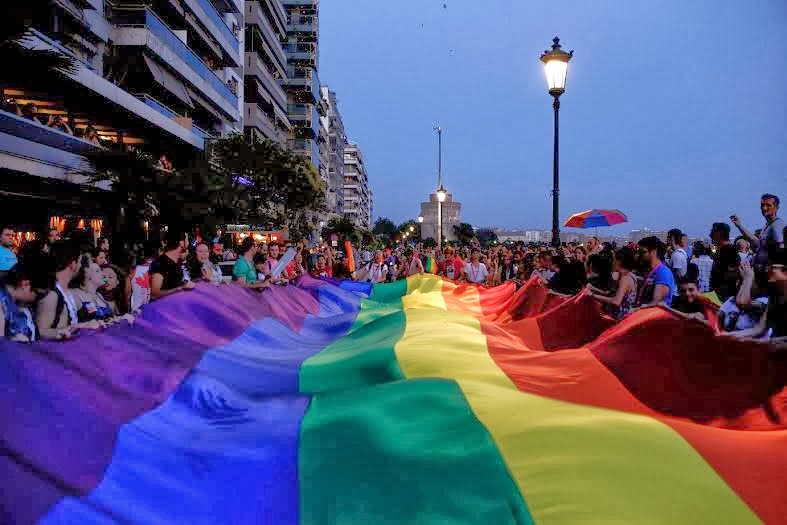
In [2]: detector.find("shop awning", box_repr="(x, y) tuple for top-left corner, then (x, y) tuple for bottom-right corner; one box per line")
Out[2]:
(186, 87), (224, 122)
(144, 55), (194, 109)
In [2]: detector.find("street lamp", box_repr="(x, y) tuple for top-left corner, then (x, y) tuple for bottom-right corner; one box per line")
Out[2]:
(417, 215), (423, 223)
(540, 36), (573, 247)
(409, 226), (414, 232)
(436, 184), (447, 248)
(433, 126), (448, 248)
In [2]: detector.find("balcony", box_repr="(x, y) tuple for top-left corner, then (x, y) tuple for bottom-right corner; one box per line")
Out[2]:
(0, 109), (97, 156)
(141, 95), (214, 140)
(283, 0), (318, 5)
(288, 18), (317, 34)
(261, 0), (288, 38)
(246, 1), (288, 71)
(287, 71), (319, 106)
(245, 52), (287, 112)
(113, 10), (239, 122)
(183, 0), (240, 66)
(211, 0), (242, 14)
(283, 42), (316, 63)
(20, 29), (205, 149)
(245, 103), (287, 144)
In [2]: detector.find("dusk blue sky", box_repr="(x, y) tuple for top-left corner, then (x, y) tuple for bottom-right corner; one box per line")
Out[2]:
(319, 0), (785, 237)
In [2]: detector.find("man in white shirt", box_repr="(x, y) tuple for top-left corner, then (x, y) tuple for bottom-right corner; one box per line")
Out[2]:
(691, 242), (714, 293)
(355, 250), (388, 284)
(463, 249), (489, 284)
(667, 229), (688, 280)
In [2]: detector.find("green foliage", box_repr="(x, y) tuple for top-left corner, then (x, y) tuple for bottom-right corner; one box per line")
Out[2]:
(397, 220), (420, 240)
(323, 216), (362, 244)
(453, 223), (476, 246)
(2, 4), (78, 79)
(209, 135), (325, 237)
(85, 135), (325, 242)
(421, 237), (437, 249)
(476, 228), (499, 247)
(373, 217), (396, 236)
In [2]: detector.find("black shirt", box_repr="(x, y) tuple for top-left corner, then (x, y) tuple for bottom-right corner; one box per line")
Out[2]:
(550, 261), (587, 295)
(149, 254), (183, 291)
(710, 244), (738, 301)
(672, 296), (703, 315)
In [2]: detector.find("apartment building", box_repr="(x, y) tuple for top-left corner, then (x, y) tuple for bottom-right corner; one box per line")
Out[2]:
(282, 0), (321, 169)
(244, 0), (290, 143)
(1, 0), (243, 231)
(343, 142), (372, 230)
(319, 85), (346, 219)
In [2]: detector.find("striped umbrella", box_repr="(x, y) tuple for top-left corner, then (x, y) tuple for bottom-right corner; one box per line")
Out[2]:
(564, 209), (628, 229)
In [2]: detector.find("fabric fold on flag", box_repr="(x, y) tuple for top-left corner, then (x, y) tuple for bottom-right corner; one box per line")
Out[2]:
(1, 274), (784, 525)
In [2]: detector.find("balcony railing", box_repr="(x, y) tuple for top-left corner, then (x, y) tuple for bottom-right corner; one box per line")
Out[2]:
(283, 42), (315, 53)
(141, 94), (214, 139)
(140, 10), (238, 106)
(246, 103), (285, 143)
(246, 53), (286, 112)
(0, 109), (98, 155)
(195, 0), (238, 48)
(247, 1), (288, 71)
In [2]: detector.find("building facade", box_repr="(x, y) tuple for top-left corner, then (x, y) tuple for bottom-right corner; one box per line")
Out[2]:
(342, 143), (372, 230)
(319, 85), (346, 219)
(496, 230), (550, 243)
(420, 192), (461, 243)
(2, 1), (372, 241)
(282, 0), (321, 169)
(244, 0), (291, 144)
(1, 0), (243, 234)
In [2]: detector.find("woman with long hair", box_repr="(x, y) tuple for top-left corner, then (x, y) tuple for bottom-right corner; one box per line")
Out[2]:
(100, 264), (130, 315)
(71, 254), (133, 324)
(588, 247), (639, 319)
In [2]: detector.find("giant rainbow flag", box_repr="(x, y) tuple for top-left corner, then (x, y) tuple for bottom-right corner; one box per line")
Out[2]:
(1, 275), (785, 524)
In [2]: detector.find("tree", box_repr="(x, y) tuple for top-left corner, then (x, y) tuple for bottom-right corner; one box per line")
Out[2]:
(476, 228), (499, 247)
(397, 220), (420, 240)
(2, 5), (78, 83)
(85, 148), (248, 240)
(323, 216), (361, 244)
(453, 223), (476, 246)
(422, 237), (437, 249)
(85, 135), (325, 242)
(373, 217), (396, 236)
(209, 135), (325, 241)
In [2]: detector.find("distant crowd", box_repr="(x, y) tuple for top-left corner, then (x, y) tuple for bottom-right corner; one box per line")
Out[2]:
(0, 193), (783, 346)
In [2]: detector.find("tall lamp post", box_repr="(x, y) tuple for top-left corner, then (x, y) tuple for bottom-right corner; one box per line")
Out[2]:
(436, 185), (446, 248)
(540, 37), (573, 247)
(434, 126), (446, 248)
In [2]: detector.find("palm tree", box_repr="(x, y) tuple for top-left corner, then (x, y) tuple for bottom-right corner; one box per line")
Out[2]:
(1, 5), (78, 82)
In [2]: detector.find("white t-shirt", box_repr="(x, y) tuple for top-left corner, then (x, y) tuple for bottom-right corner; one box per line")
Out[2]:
(719, 296), (768, 332)
(364, 262), (388, 284)
(464, 262), (488, 284)
(669, 248), (688, 278)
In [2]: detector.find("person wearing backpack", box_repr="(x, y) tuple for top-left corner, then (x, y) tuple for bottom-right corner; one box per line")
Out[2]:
(355, 250), (388, 284)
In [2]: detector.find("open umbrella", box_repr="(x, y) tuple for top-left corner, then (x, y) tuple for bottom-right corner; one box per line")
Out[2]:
(564, 209), (628, 234)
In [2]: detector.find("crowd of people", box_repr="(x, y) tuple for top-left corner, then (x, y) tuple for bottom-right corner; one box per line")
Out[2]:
(346, 193), (785, 344)
(0, 193), (783, 345)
